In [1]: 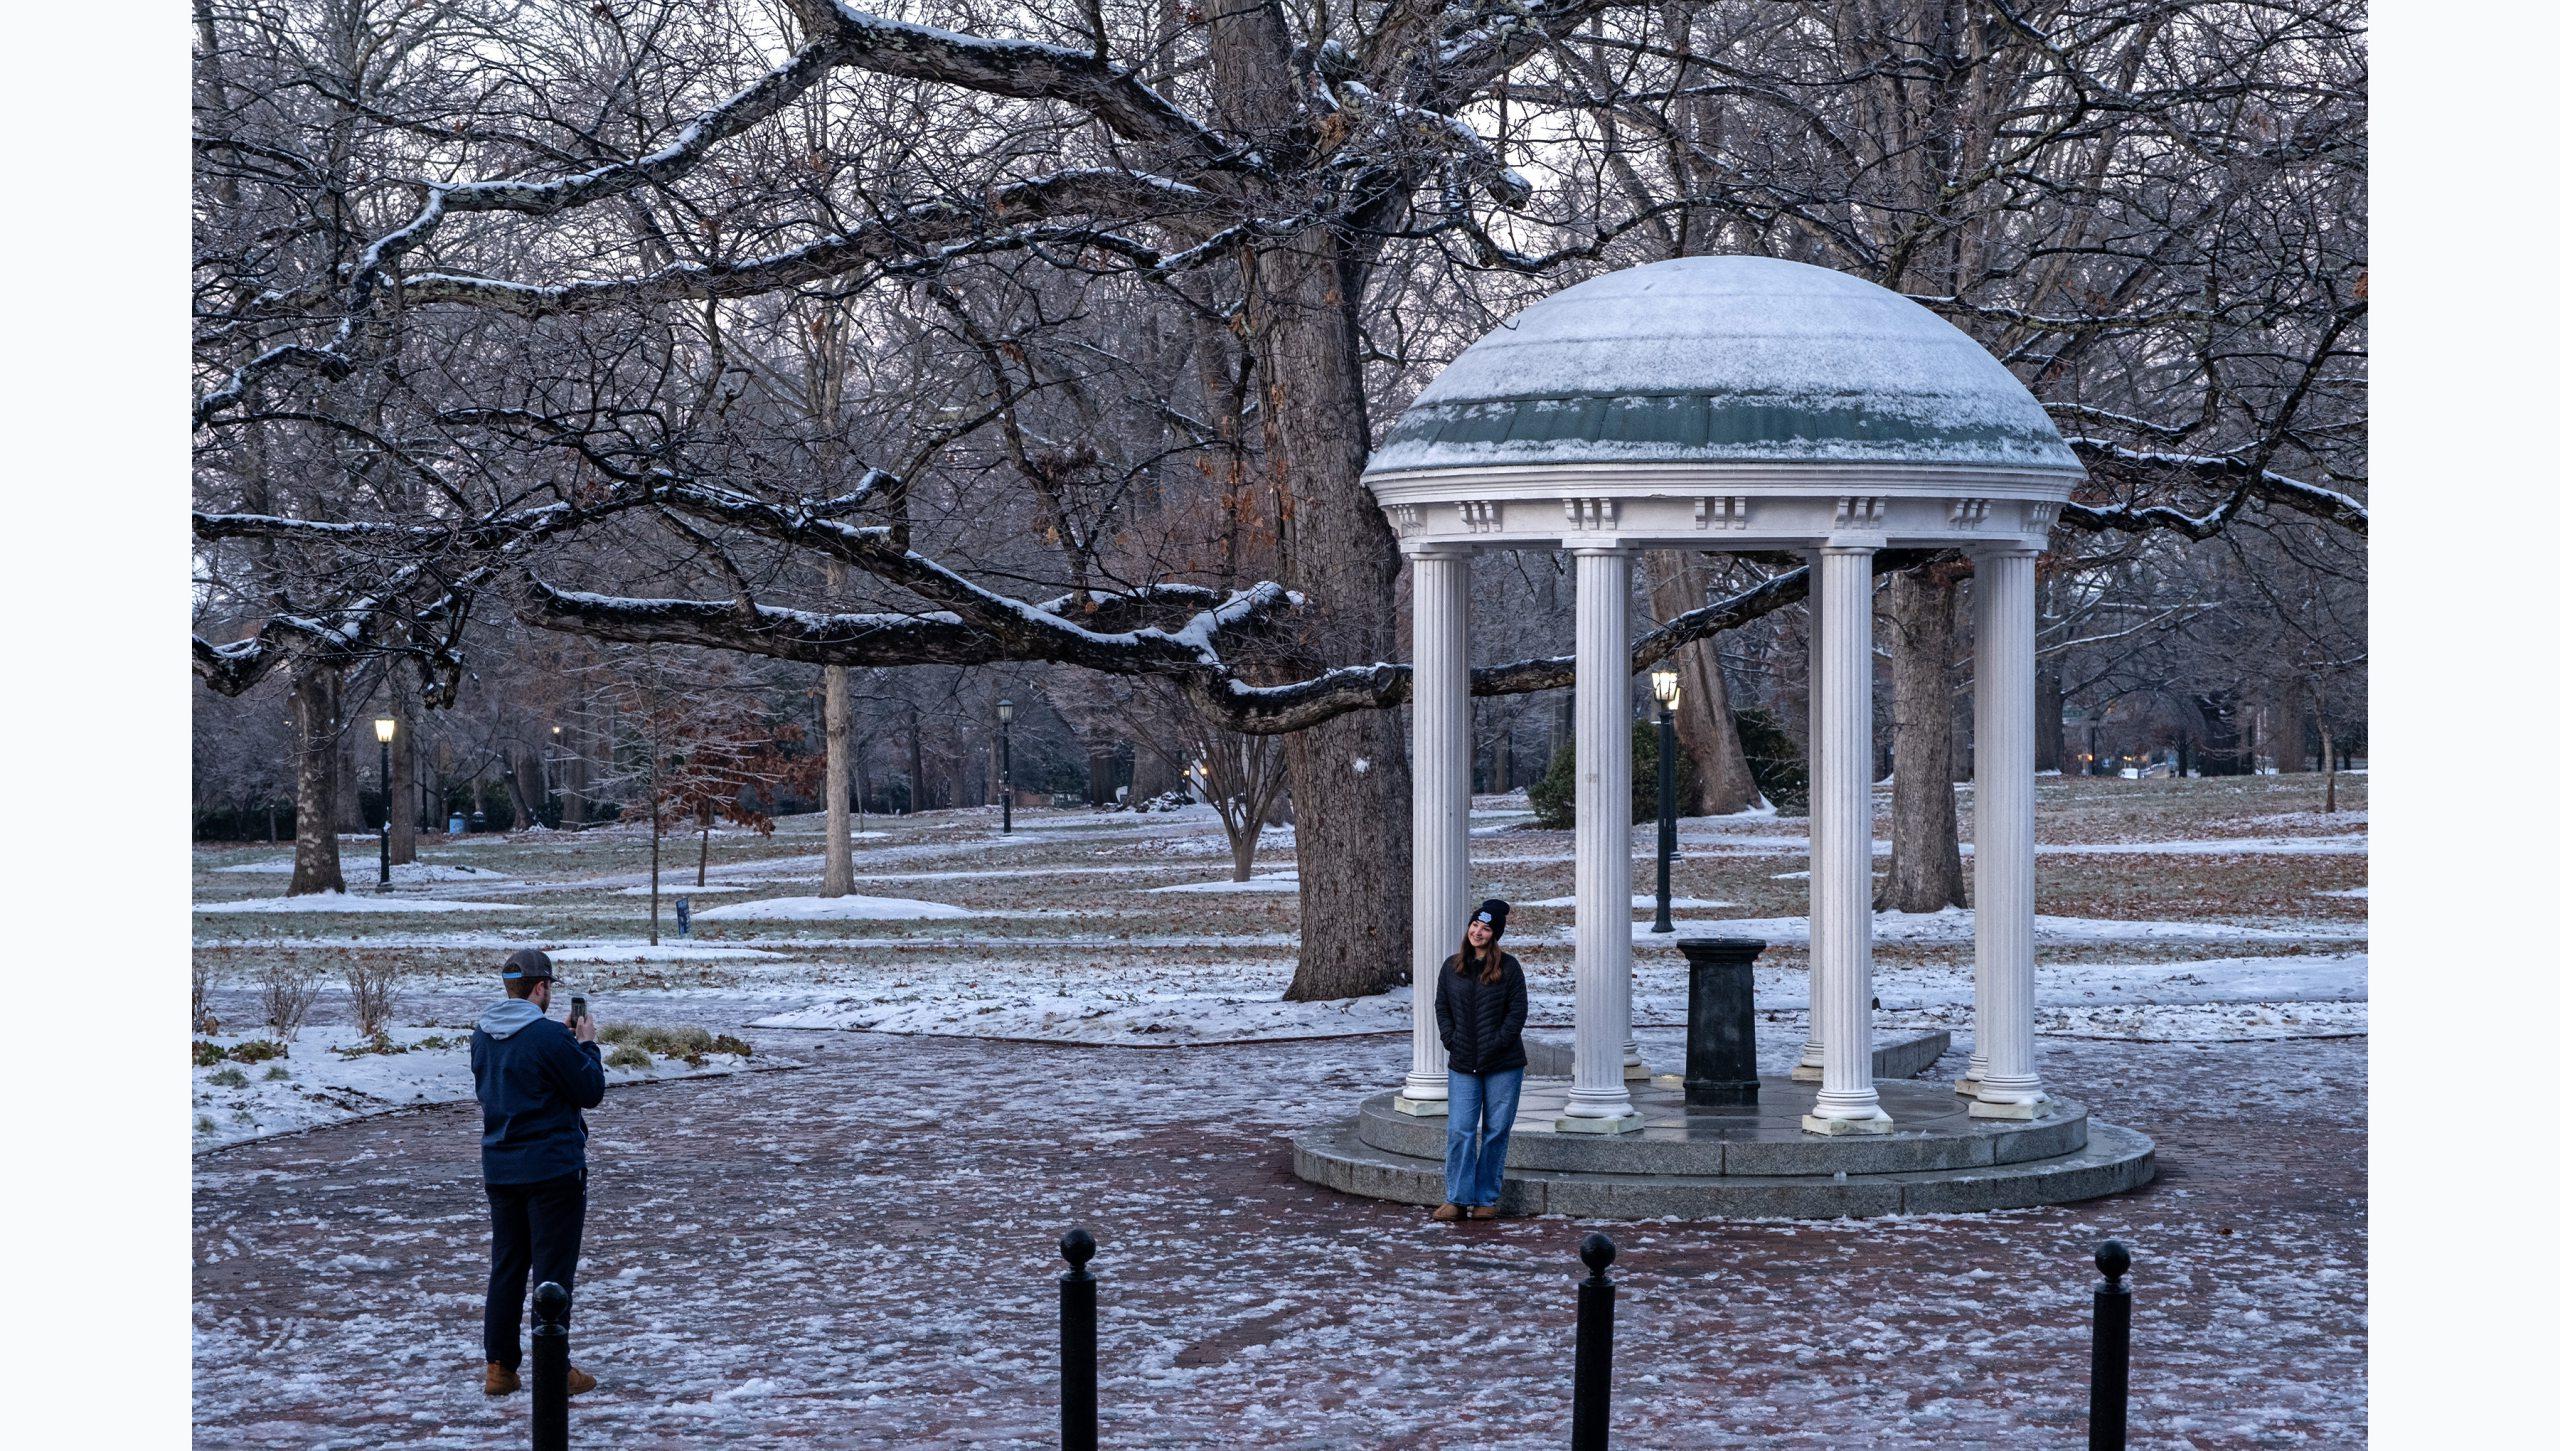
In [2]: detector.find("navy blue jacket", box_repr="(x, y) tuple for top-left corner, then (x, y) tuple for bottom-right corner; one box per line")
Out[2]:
(470, 999), (607, 1184)
(1435, 952), (1530, 1075)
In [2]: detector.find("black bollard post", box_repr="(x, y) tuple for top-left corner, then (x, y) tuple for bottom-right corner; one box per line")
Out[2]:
(530, 1281), (570, 1451)
(2088, 1239), (2132, 1451)
(1571, 1234), (1617, 1451)
(1060, 1227), (1098, 1451)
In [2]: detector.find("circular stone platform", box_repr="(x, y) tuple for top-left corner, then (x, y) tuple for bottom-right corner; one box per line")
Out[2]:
(1291, 1076), (2152, 1220)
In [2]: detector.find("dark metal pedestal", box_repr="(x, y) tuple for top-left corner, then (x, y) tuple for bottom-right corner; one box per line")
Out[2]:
(1679, 937), (1764, 1107)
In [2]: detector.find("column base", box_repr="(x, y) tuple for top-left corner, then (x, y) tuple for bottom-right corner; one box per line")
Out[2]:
(1799, 1112), (1896, 1136)
(1622, 1061), (1652, 1082)
(1790, 1063), (1825, 1083)
(1968, 1093), (2054, 1121)
(1555, 1112), (1648, 1136)
(1952, 1078), (1980, 1097)
(1392, 1095), (1450, 1118)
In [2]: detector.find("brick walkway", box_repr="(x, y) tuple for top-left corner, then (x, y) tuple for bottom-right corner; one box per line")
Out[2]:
(193, 1029), (2365, 1447)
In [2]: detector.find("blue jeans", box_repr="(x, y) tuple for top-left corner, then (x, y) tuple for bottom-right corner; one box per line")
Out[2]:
(1444, 1067), (1525, 1208)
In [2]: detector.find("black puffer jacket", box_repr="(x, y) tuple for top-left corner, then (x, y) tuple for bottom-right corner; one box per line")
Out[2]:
(1434, 953), (1530, 1075)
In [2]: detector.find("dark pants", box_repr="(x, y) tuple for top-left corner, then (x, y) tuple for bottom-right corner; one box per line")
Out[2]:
(483, 1169), (586, 1370)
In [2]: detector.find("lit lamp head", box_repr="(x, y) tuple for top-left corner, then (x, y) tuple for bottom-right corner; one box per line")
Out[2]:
(997, 698), (1015, 725)
(1649, 667), (1681, 712)
(374, 717), (396, 744)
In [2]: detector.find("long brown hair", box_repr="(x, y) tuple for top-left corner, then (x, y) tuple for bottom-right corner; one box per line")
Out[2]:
(1457, 933), (1505, 982)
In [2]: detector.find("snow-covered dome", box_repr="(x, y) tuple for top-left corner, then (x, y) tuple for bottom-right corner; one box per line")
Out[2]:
(1366, 256), (2080, 478)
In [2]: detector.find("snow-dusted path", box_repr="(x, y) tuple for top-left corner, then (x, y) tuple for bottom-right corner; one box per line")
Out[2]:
(193, 1029), (2364, 1447)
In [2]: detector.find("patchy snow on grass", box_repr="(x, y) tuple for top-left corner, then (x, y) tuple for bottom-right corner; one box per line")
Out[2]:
(547, 944), (788, 964)
(190, 1021), (772, 1150)
(209, 858), (515, 882)
(757, 986), (1408, 1044)
(195, 893), (530, 915)
(1623, 907), (2362, 948)
(691, 894), (974, 923)
(610, 883), (751, 896)
(1521, 895), (1735, 910)
(2317, 887), (2369, 899)
(1145, 873), (1301, 894)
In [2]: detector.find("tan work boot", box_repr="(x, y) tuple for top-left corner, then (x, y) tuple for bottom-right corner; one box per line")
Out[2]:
(483, 1363), (521, 1397)
(1430, 1202), (1462, 1222)
(1469, 1205), (1503, 1223)
(565, 1364), (598, 1396)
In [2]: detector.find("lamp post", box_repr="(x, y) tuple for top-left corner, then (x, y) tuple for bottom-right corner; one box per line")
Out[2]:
(1649, 668), (1681, 934)
(374, 717), (397, 890)
(996, 697), (1015, 834)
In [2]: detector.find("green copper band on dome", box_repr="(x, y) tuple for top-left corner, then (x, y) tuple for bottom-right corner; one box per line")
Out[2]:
(1368, 390), (2079, 473)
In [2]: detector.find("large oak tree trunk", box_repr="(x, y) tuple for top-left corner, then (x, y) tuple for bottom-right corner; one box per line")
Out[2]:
(1249, 236), (1414, 1001)
(1876, 568), (1967, 912)
(1644, 551), (1763, 814)
(1202, 1), (1412, 1001)
(288, 664), (346, 895)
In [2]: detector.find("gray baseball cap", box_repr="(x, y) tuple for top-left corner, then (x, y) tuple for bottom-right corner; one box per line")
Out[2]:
(500, 948), (555, 983)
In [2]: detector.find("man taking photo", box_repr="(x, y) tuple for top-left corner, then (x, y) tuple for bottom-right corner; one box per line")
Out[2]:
(472, 947), (604, 1396)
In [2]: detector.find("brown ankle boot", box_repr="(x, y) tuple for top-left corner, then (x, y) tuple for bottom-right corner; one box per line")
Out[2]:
(1430, 1202), (1462, 1222)
(483, 1363), (521, 1397)
(565, 1364), (597, 1396)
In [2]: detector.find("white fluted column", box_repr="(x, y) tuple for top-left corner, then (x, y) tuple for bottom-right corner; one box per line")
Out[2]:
(1804, 543), (1891, 1134)
(1397, 547), (1471, 1115)
(1563, 542), (1642, 1130)
(1967, 545), (2051, 1119)
(1793, 550), (1827, 1081)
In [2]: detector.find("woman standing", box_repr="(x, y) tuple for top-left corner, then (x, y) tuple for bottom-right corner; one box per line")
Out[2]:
(1432, 898), (1529, 1222)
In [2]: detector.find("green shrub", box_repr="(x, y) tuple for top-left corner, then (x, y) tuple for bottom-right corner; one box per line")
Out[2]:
(227, 1039), (288, 1065)
(263, 1065), (291, 1081)
(1529, 722), (1700, 830)
(1733, 706), (1809, 816)
(207, 1066), (249, 1088)
(193, 1041), (227, 1067)
(195, 1116), (217, 1135)
(605, 1045), (654, 1069)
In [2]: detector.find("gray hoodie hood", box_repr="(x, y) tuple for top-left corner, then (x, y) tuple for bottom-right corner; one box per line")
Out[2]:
(477, 999), (547, 1039)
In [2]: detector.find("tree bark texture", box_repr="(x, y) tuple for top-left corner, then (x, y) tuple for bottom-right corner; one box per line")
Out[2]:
(1644, 551), (1762, 814)
(1876, 569), (1968, 913)
(823, 661), (856, 895)
(288, 664), (346, 895)
(2270, 676), (2308, 772)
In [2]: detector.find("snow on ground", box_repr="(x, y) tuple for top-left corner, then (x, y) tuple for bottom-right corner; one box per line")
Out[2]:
(611, 882), (750, 896)
(2319, 887), (2369, 899)
(1622, 907), (2361, 948)
(192, 775), (2367, 1443)
(691, 894), (975, 922)
(194, 893), (531, 915)
(190, 1022), (776, 1150)
(1522, 894), (1735, 909)
(757, 987), (1411, 1043)
(547, 944), (787, 964)
(192, 1032), (2367, 1447)
(210, 858), (515, 882)
(1144, 873), (1300, 893)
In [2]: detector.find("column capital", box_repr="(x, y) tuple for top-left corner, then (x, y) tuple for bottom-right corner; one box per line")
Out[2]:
(1819, 535), (1883, 554)
(1401, 541), (1478, 560)
(1563, 536), (1634, 556)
